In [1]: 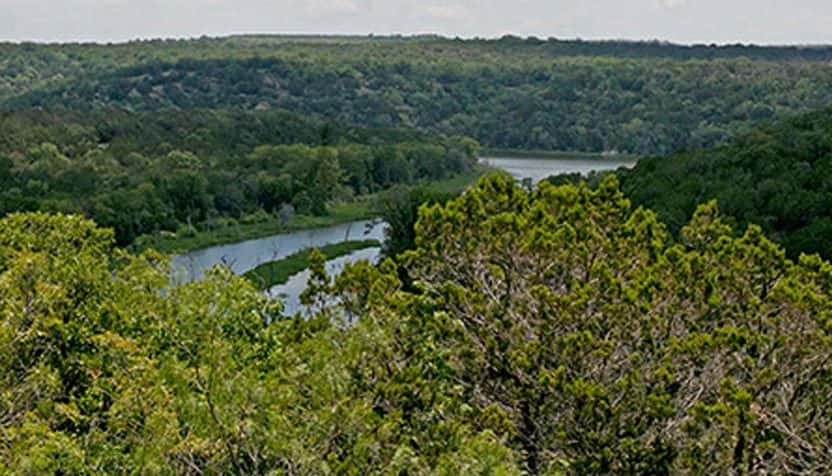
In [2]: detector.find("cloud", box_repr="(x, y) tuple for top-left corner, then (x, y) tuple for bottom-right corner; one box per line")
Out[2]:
(655, 0), (687, 9)
(426, 4), (471, 20)
(303, 0), (359, 17)
(2, 0), (831, 45)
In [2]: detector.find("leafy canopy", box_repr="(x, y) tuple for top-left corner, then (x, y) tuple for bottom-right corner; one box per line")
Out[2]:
(620, 107), (832, 259)
(1, 176), (831, 474)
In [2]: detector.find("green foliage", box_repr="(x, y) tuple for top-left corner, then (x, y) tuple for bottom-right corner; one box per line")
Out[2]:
(0, 212), (282, 473)
(376, 166), (491, 260)
(0, 108), (478, 246)
(2, 175), (832, 473)
(4, 36), (832, 468)
(619, 107), (832, 259)
(321, 175), (832, 473)
(3, 37), (832, 155)
(378, 185), (456, 258)
(243, 239), (381, 290)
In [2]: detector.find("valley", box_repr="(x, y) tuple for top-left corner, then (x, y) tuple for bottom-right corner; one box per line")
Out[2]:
(1, 32), (831, 474)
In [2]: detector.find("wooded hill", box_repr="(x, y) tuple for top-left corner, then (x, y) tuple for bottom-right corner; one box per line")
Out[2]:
(619, 107), (832, 259)
(3, 35), (832, 155)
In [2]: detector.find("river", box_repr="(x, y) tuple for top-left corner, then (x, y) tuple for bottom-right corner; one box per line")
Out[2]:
(170, 219), (387, 283)
(479, 155), (636, 184)
(172, 156), (637, 314)
(265, 247), (381, 316)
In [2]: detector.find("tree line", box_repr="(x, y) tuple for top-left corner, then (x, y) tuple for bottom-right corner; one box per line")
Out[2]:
(1, 176), (829, 473)
(0, 108), (478, 246)
(3, 36), (832, 155)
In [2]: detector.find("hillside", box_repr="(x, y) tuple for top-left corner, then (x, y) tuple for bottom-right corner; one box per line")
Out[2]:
(3, 36), (832, 154)
(620, 107), (832, 258)
(3, 31), (832, 475)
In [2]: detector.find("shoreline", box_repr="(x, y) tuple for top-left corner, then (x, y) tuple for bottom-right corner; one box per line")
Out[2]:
(244, 239), (381, 290)
(481, 147), (639, 161)
(136, 168), (490, 255)
(135, 201), (377, 255)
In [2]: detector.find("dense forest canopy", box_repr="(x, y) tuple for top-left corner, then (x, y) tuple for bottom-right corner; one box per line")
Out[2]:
(2, 177), (830, 473)
(3, 33), (832, 474)
(0, 108), (478, 246)
(618, 106), (832, 259)
(3, 36), (832, 154)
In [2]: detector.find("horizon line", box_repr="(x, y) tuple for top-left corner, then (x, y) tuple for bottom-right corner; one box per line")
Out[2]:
(1, 32), (830, 49)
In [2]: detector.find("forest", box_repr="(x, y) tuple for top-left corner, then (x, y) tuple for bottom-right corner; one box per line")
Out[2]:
(2, 177), (830, 473)
(3, 36), (832, 154)
(0, 108), (478, 246)
(2, 34), (832, 474)
(618, 107), (832, 259)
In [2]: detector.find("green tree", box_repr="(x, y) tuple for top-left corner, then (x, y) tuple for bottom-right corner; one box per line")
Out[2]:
(306, 147), (343, 216)
(3, 167), (831, 474)
(325, 175), (832, 473)
(378, 184), (454, 258)
(157, 170), (211, 230)
(618, 107), (832, 259)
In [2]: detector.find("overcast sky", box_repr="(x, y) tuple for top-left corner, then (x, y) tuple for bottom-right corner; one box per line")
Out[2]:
(0, 0), (830, 45)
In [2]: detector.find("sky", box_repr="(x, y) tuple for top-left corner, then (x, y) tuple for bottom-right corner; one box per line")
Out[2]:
(0, 0), (830, 45)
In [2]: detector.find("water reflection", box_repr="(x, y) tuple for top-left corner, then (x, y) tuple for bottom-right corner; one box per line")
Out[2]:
(171, 219), (387, 283)
(479, 156), (636, 184)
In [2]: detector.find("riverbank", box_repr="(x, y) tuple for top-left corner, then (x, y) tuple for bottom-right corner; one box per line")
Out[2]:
(244, 239), (380, 290)
(481, 147), (638, 160)
(137, 168), (490, 255)
(138, 200), (375, 255)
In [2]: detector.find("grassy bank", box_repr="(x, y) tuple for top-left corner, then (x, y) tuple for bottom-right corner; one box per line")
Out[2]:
(244, 240), (381, 290)
(135, 200), (376, 255)
(135, 168), (491, 255)
(481, 147), (637, 160)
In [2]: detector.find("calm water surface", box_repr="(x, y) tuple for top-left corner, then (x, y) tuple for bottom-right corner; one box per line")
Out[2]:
(171, 220), (387, 283)
(479, 156), (636, 184)
(173, 156), (638, 313)
(265, 247), (382, 316)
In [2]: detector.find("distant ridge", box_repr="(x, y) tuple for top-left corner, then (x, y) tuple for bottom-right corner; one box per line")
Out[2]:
(4, 35), (832, 156)
(3, 34), (832, 60)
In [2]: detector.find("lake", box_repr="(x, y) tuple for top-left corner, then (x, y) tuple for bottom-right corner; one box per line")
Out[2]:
(479, 156), (636, 184)
(172, 156), (638, 314)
